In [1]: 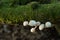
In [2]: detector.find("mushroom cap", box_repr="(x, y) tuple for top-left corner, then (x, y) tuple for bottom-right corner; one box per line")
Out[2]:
(30, 28), (35, 33)
(29, 20), (36, 26)
(45, 22), (52, 28)
(23, 21), (28, 26)
(36, 21), (41, 26)
(39, 24), (45, 30)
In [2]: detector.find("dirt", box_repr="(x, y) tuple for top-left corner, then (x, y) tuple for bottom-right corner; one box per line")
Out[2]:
(0, 24), (60, 40)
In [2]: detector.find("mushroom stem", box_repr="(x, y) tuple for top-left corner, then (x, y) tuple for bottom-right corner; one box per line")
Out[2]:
(34, 26), (38, 29)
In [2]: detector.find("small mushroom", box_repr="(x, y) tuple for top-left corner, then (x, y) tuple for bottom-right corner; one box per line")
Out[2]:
(23, 21), (28, 26)
(45, 22), (52, 28)
(30, 28), (35, 33)
(36, 21), (41, 26)
(39, 24), (45, 30)
(29, 20), (36, 26)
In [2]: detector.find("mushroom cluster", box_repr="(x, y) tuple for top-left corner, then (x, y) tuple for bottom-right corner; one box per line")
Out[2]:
(23, 20), (52, 33)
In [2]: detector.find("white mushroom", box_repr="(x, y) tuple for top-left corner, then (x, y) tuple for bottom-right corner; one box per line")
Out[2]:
(23, 21), (28, 26)
(36, 21), (41, 26)
(29, 20), (38, 33)
(30, 28), (35, 33)
(29, 20), (36, 26)
(45, 22), (52, 28)
(39, 24), (45, 30)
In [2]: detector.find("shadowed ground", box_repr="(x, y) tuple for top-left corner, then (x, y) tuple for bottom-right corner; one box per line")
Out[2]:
(0, 24), (60, 40)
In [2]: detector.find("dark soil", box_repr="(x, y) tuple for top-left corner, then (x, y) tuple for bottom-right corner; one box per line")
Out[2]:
(0, 24), (60, 40)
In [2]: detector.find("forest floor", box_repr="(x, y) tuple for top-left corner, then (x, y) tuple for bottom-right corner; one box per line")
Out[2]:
(0, 24), (60, 40)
